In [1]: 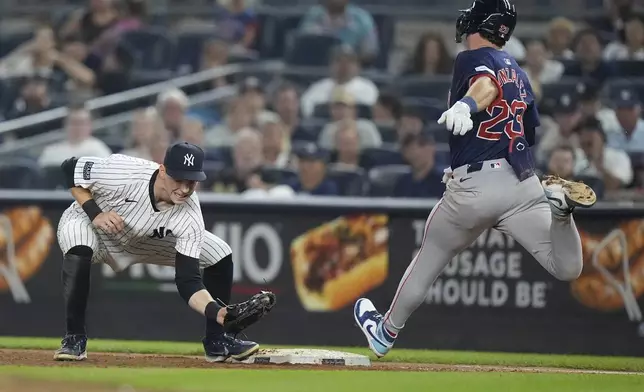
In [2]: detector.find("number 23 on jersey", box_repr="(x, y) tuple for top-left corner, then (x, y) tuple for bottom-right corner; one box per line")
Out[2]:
(476, 99), (527, 141)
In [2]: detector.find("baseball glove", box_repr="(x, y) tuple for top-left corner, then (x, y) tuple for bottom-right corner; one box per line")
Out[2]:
(222, 291), (276, 334)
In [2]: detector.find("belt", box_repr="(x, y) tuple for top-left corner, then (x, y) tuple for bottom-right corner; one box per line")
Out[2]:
(466, 161), (484, 174)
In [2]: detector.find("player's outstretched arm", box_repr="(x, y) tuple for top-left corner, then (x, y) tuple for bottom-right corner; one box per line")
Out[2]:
(438, 77), (500, 136)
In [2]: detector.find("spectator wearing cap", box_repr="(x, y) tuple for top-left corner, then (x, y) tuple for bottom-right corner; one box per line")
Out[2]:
(524, 39), (564, 87)
(157, 88), (189, 141)
(287, 143), (339, 196)
(546, 17), (576, 60)
(604, 16), (644, 60)
(207, 128), (264, 194)
(393, 131), (444, 199)
(205, 97), (253, 147)
(120, 107), (160, 160)
(607, 88), (644, 152)
(372, 92), (402, 127)
(564, 29), (615, 84)
(38, 104), (111, 167)
(317, 86), (381, 150)
(239, 77), (277, 127)
(4, 75), (53, 121)
(575, 117), (633, 191)
(260, 116), (295, 169)
(396, 105), (425, 145)
(300, 45), (379, 118)
(298, 0), (379, 62)
(536, 93), (584, 164)
(578, 80), (621, 134)
(545, 144), (605, 199)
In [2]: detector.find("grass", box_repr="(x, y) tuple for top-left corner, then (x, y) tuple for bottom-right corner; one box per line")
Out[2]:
(1, 336), (644, 372)
(1, 336), (643, 392)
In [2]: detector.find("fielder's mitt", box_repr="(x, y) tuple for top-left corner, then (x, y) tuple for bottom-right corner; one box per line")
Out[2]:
(222, 291), (276, 334)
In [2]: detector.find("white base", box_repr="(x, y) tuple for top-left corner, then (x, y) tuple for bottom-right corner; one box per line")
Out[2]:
(236, 349), (371, 367)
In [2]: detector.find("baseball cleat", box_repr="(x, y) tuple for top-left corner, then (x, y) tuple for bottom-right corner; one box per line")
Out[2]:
(53, 334), (87, 361)
(203, 333), (260, 363)
(353, 298), (395, 358)
(541, 175), (597, 216)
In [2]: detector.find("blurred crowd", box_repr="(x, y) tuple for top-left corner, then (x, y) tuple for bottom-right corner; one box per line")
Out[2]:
(2, 0), (644, 200)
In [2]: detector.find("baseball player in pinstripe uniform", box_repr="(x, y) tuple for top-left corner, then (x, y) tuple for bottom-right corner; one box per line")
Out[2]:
(54, 142), (275, 362)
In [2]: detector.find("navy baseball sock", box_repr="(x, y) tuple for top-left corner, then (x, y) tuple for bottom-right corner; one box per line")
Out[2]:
(62, 246), (93, 336)
(202, 255), (233, 338)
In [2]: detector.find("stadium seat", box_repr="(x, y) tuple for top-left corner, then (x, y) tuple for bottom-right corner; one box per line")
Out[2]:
(397, 76), (451, 101)
(377, 125), (397, 143)
(401, 97), (446, 123)
(122, 28), (176, 71)
(285, 33), (342, 67)
(362, 143), (405, 168)
(326, 166), (368, 196)
(204, 146), (233, 165)
(313, 103), (372, 120)
(368, 164), (411, 197)
(260, 166), (298, 185)
(174, 30), (221, 74)
(0, 32), (32, 58)
(0, 158), (42, 189)
(614, 60), (644, 78)
(40, 165), (68, 190)
(256, 13), (303, 59)
(371, 13), (394, 70)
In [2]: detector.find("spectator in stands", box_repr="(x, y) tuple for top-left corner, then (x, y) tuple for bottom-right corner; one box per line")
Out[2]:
(546, 17), (576, 59)
(575, 117), (633, 191)
(273, 82), (306, 142)
(156, 88), (189, 141)
(403, 32), (453, 76)
(564, 29), (615, 84)
(148, 126), (171, 164)
(288, 143), (339, 196)
(329, 120), (370, 170)
(260, 116), (294, 168)
(545, 144), (605, 199)
(199, 38), (231, 88)
(59, 0), (119, 46)
(4, 75), (53, 120)
(239, 77), (276, 127)
(578, 80), (621, 134)
(181, 117), (206, 148)
(393, 130), (444, 199)
(90, 0), (147, 58)
(587, 0), (640, 44)
(317, 86), (381, 149)
(205, 97), (252, 147)
(94, 41), (134, 96)
(396, 105), (424, 145)
(120, 107), (158, 160)
(607, 88), (644, 152)
(208, 128), (264, 193)
(38, 104), (111, 167)
(298, 0), (379, 62)
(524, 39), (564, 90)
(372, 92), (402, 127)
(536, 94), (583, 164)
(300, 45), (378, 118)
(604, 16), (644, 60)
(215, 0), (259, 50)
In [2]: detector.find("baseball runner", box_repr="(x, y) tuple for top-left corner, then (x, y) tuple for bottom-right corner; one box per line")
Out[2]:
(354, 0), (597, 357)
(54, 141), (275, 362)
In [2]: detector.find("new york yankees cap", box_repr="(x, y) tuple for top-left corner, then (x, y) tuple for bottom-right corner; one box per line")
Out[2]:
(163, 142), (207, 181)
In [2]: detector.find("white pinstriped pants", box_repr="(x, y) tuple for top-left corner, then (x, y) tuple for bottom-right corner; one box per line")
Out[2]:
(57, 207), (232, 272)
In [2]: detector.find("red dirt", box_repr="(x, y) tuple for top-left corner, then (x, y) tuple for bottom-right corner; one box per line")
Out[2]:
(0, 349), (641, 376)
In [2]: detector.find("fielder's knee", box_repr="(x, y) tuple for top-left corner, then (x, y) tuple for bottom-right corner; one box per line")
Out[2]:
(67, 245), (93, 259)
(552, 260), (582, 281)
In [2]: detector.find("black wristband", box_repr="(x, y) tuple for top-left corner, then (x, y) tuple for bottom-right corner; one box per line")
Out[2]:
(82, 199), (102, 222)
(205, 301), (222, 320)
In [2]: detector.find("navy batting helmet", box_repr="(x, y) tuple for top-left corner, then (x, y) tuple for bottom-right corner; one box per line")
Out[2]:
(455, 0), (517, 47)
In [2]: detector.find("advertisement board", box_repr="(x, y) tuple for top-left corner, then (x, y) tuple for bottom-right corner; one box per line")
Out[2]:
(1, 193), (643, 356)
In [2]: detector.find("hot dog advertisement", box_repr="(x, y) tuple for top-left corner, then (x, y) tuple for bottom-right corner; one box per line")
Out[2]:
(290, 214), (389, 312)
(0, 206), (54, 304)
(573, 219), (644, 325)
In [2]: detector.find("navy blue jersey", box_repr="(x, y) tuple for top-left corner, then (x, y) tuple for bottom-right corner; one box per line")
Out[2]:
(447, 47), (540, 168)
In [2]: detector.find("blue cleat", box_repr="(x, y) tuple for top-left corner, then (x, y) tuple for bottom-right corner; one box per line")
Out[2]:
(203, 333), (260, 363)
(53, 334), (87, 361)
(353, 298), (396, 358)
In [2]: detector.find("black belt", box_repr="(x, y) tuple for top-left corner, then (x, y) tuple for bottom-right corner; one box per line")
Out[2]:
(466, 161), (484, 174)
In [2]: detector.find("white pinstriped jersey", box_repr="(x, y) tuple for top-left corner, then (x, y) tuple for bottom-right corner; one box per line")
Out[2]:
(57, 154), (231, 270)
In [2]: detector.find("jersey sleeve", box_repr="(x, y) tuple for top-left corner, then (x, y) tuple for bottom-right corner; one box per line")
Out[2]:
(452, 51), (503, 107)
(174, 194), (205, 259)
(73, 155), (123, 197)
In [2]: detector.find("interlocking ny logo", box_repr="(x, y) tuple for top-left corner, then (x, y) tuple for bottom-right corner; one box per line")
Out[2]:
(184, 153), (195, 167)
(150, 227), (173, 239)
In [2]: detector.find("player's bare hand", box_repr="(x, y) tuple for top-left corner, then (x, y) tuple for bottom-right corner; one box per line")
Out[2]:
(437, 101), (474, 136)
(92, 211), (124, 234)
